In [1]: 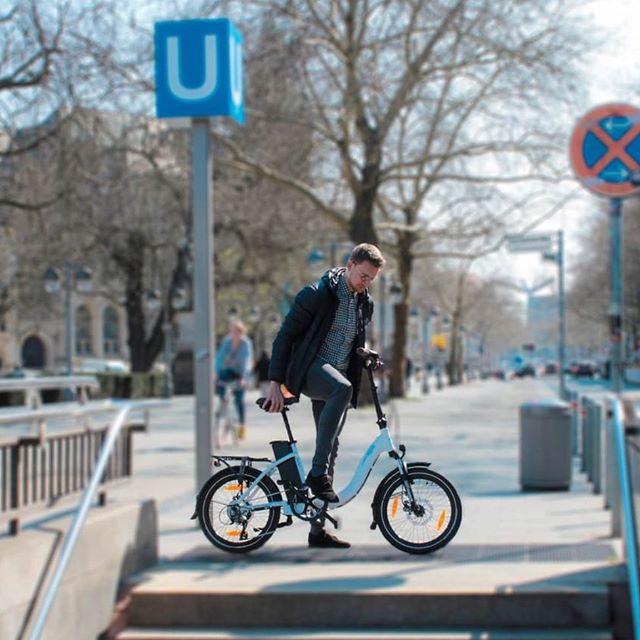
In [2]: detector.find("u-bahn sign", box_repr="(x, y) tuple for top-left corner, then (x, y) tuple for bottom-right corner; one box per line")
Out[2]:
(569, 102), (640, 198)
(154, 18), (244, 123)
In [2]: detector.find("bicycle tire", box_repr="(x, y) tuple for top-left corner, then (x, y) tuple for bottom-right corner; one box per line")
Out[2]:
(197, 466), (281, 553)
(372, 462), (462, 555)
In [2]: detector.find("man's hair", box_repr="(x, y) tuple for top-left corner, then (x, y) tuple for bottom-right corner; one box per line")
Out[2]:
(350, 243), (385, 268)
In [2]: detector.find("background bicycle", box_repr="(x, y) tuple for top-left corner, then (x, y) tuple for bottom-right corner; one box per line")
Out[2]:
(214, 379), (244, 448)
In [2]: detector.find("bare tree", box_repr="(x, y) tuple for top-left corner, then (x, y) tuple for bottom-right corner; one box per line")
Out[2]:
(568, 197), (640, 361)
(206, 0), (592, 396)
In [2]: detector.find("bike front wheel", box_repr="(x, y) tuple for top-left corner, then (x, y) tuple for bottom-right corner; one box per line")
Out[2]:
(197, 466), (281, 553)
(372, 463), (462, 555)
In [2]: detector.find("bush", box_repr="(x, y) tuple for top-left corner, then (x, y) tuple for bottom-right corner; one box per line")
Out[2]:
(95, 372), (166, 399)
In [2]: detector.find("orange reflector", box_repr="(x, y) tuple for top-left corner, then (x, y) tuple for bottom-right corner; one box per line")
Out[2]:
(227, 530), (241, 537)
(225, 484), (243, 491)
(390, 496), (399, 518)
(436, 510), (446, 531)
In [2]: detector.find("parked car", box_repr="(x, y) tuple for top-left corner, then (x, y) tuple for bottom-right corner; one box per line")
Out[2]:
(543, 362), (558, 375)
(572, 362), (596, 378)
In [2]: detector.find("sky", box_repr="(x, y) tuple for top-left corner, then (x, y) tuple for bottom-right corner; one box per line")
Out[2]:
(501, 0), (640, 292)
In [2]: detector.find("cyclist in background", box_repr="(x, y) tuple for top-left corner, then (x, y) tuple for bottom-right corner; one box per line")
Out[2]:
(215, 320), (254, 440)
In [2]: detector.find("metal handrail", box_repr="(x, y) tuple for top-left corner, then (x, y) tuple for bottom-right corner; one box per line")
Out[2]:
(610, 395), (640, 640)
(0, 375), (99, 392)
(26, 399), (165, 640)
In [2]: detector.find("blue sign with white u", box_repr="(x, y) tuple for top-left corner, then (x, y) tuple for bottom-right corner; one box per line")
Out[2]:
(154, 19), (244, 123)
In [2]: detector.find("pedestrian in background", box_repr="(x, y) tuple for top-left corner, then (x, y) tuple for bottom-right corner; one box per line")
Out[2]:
(253, 349), (271, 396)
(214, 320), (254, 440)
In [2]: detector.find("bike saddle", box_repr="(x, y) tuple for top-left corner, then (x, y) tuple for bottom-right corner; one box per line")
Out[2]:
(356, 346), (383, 369)
(256, 396), (299, 410)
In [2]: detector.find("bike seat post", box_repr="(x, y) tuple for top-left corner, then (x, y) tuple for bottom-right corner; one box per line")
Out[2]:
(280, 408), (295, 443)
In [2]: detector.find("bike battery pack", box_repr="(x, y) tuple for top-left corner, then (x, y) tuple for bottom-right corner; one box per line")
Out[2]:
(271, 440), (303, 488)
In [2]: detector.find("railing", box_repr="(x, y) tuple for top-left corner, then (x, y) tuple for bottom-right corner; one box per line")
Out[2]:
(609, 396), (640, 640)
(565, 387), (640, 637)
(0, 402), (146, 534)
(26, 400), (164, 640)
(0, 375), (99, 409)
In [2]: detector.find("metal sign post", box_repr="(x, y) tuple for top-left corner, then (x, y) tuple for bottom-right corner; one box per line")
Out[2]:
(192, 119), (215, 487)
(506, 232), (566, 398)
(570, 102), (640, 395)
(154, 18), (244, 488)
(609, 198), (624, 393)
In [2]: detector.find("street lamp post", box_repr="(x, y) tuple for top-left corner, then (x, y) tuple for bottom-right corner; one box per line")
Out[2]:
(421, 306), (438, 394)
(506, 231), (566, 399)
(543, 231), (566, 399)
(147, 284), (190, 398)
(44, 263), (92, 375)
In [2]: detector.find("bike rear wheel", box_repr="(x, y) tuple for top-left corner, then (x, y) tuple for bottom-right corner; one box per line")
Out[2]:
(372, 463), (461, 555)
(197, 466), (281, 553)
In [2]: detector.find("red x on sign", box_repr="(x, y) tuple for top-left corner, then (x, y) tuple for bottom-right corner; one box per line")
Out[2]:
(570, 102), (640, 198)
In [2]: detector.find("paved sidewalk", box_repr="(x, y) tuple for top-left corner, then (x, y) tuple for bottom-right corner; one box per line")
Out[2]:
(109, 376), (625, 596)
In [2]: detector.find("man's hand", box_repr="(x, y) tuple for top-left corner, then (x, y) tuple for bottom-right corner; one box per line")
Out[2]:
(264, 381), (285, 413)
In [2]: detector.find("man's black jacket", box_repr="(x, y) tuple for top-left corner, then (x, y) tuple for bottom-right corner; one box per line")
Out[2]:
(268, 267), (374, 408)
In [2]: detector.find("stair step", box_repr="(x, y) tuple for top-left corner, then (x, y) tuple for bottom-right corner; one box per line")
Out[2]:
(126, 590), (610, 630)
(117, 628), (613, 640)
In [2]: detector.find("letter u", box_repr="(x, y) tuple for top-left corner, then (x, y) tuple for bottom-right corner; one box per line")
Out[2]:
(167, 35), (218, 101)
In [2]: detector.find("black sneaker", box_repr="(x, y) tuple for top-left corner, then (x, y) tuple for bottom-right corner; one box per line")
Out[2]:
(308, 530), (351, 549)
(305, 473), (339, 503)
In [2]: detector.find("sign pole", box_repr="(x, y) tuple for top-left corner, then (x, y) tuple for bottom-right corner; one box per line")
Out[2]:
(557, 230), (567, 399)
(609, 197), (624, 394)
(154, 18), (244, 490)
(192, 118), (215, 488)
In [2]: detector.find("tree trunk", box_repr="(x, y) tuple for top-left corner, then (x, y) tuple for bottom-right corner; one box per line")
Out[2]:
(390, 301), (408, 397)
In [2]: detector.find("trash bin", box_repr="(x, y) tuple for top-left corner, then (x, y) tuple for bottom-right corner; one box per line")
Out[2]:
(519, 400), (571, 490)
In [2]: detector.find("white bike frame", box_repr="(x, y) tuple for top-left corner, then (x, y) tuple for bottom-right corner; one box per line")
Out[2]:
(231, 350), (409, 518)
(232, 425), (405, 516)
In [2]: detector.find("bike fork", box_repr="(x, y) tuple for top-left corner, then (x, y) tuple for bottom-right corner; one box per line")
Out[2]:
(392, 451), (419, 505)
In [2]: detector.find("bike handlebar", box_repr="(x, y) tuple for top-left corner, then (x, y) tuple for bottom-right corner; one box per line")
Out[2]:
(357, 347), (383, 370)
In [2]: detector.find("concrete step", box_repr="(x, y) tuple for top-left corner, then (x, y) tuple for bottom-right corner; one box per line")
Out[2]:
(124, 590), (611, 630)
(117, 629), (613, 640)
(121, 558), (617, 633)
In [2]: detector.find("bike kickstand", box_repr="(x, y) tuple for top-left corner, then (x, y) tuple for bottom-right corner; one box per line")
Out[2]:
(324, 511), (340, 530)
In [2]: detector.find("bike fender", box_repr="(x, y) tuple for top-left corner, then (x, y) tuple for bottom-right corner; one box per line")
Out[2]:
(193, 465), (245, 518)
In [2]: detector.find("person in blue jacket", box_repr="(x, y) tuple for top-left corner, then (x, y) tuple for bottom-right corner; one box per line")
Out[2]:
(214, 319), (254, 440)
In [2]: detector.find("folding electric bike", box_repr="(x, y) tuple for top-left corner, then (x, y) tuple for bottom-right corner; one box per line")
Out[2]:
(193, 348), (462, 555)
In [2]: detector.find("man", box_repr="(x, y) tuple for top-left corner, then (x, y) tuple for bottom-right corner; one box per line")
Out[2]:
(264, 243), (385, 548)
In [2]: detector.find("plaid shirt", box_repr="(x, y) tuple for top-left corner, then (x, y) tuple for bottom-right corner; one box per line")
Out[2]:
(317, 273), (357, 372)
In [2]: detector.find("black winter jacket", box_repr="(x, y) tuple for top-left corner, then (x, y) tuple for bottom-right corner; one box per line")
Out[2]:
(268, 268), (374, 408)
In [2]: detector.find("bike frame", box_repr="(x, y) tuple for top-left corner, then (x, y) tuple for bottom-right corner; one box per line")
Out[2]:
(231, 360), (409, 517)
(229, 426), (404, 517)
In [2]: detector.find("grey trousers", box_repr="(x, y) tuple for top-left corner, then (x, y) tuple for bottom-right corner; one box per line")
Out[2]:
(301, 357), (352, 534)
(302, 356), (352, 476)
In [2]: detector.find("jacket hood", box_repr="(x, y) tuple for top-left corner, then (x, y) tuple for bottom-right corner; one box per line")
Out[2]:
(321, 267), (345, 293)
(321, 266), (373, 300)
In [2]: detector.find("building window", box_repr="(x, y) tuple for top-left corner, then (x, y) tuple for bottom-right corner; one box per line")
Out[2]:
(22, 335), (45, 369)
(103, 306), (120, 355)
(75, 305), (93, 355)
